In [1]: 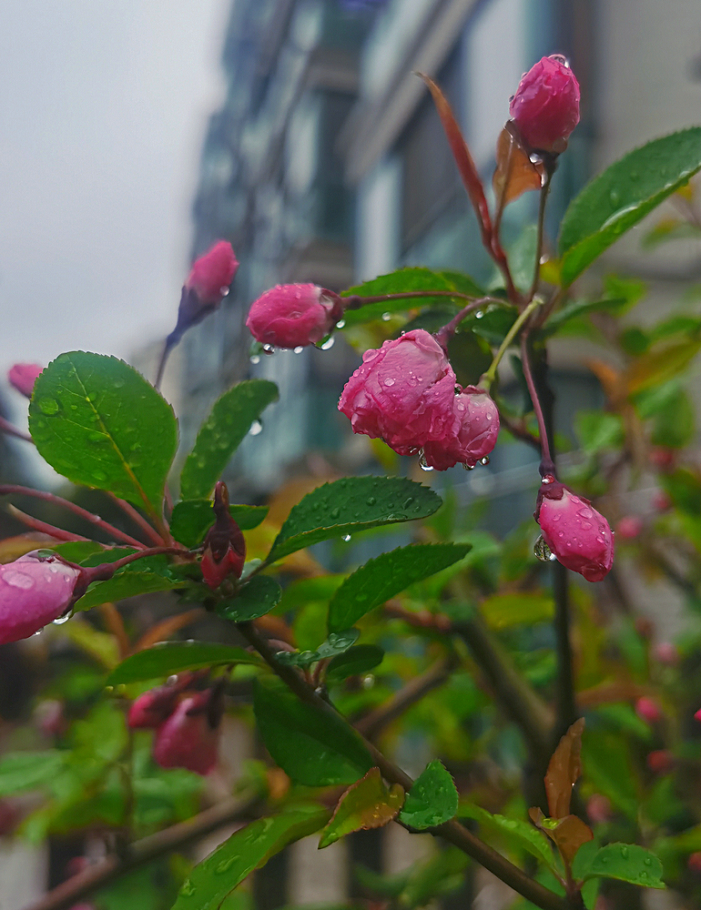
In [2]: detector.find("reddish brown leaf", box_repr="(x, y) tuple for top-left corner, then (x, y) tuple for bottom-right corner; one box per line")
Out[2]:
(419, 73), (493, 247)
(529, 808), (594, 868)
(318, 767), (404, 848)
(545, 718), (585, 819)
(493, 126), (544, 209)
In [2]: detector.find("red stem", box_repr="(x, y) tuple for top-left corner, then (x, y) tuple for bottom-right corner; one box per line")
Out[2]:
(434, 298), (495, 351)
(7, 505), (90, 543)
(0, 485), (147, 549)
(84, 546), (190, 583)
(0, 415), (32, 443)
(107, 494), (164, 547)
(520, 333), (553, 470)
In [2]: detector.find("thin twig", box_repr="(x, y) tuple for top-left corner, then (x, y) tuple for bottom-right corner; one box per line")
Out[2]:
(238, 623), (567, 910)
(0, 485), (147, 549)
(520, 334), (553, 468)
(434, 298), (499, 351)
(107, 493), (165, 547)
(6, 505), (90, 543)
(552, 561), (577, 741)
(20, 796), (261, 910)
(0, 415), (32, 443)
(527, 169), (554, 303)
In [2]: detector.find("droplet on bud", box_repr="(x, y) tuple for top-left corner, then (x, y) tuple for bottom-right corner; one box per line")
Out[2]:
(418, 450), (433, 472)
(336, 319), (346, 329)
(541, 473), (556, 484)
(250, 354), (261, 364)
(342, 534), (351, 542)
(534, 535), (554, 562)
(320, 336), (335, 350)
(249, 420), (263, 437)
(463, 462), (475, 471)
(293, 346), (304, 354)
(262, 344), (274, 355)
(479, 455), (490, 466)
(52, 613), (72, 626)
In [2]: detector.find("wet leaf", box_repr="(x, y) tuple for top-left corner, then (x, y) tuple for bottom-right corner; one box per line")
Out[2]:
(75, 565), (187, 611)
(254, 680), (373, 786)
(493, 126), (544, 207)
(173, 807), (329, 910)
(559, 128), (701, 286)
(29, 352), (177, 518)
(576, 842), (665, 889)
(545, 718), (585, 818)
(328, 543), (471, 633)
(180, 380), (279, 500)
(327, 645), (385, 681)
(318, 767), (404, 847)
(106, 642), (263, 686)
(216, 576), (282, 623)
(275, 629), (361, 669)
(0, 752), (65, 796)
(266, 477), (442, 564)
(170, 500), (268, 547)
(399, 760), (458, 830)
(460, 802), (556, 870)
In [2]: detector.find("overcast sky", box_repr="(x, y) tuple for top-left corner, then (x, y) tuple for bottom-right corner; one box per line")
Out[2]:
(0, 0), (229, 381)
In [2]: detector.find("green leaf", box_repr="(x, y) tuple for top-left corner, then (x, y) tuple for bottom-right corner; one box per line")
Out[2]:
(459, 802), (556, 870)
(559, 128), (701, 286)
(0, 752), (65, 797)
(328, 543), (470, 633)
(216, 575), (282, 623)
(340, 268), (481, 328)
(399, 760), (458, 830)
(542, 297), (628, 336)
(29, 352), (177, 517)
(266, 477), (442, 565)
(575, 411), (624, 456)
(480, 591), (554, 629)
(275, 630), (361, 669)
(173, 807), (328, 910)
(106, 643), (263, 686)
(579, 843), (665, 889)
(180, 380), (279, 500)
(75, 566), (187, 611)
(319, 767), (404, 848)
(254, 680), (373, 786)
(625, 337), (701, 394)
(170, 500), (268, 547)
(327, 645), (385, 681)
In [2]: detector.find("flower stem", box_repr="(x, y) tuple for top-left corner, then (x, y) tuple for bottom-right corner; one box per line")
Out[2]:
(0, 415), (32, 443)
(482, 298), (543, 388)
(434, 297), (503, 351)
(519, 332), (553, 470)
(527, 167), (555, 303)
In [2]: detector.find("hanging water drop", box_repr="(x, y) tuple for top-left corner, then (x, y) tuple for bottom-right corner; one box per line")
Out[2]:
(52, 613), (72, 626)
(250, 354), (261, 364)
(463, 462), (475, 471)
(418, 451), (433, 472)
(293, 346), (304, 354)
(479, 455), (490, 466)
(534, 535), (554, 562)
(262, 344), (274, 354)
(336, 319), (345, 329)
(342, 534), (351, 542)
(381, 312), (391, 322)
(249, 420), (263, 437)
(320, 336), (335, 350)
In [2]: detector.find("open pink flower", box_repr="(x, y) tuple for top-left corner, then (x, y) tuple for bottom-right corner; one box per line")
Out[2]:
(536, 483), (613, 582)
(153, 692), (221, 775)
(0, 554), (82, 644)
(338, 329), (457, 453)
(8, 363), (43, 399)
(510, 55), (580, 153)
(422, 386), (500, 470)
(246, 284), (339, 349)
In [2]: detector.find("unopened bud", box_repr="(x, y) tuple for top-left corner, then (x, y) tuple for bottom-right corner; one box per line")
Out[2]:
(0, 554), (84, 644)
(616, 515), (643, 540)
(509, 55), (580, 153)
(8, 363), (43, 399)
(201, 482), (246, 589)
(152, 690), (222, 775)
(246, 284), (341, 349)
(635, 696), (662, 724)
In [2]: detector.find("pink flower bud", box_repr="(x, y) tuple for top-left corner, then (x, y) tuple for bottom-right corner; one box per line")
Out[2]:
(422, 386), (500, 470)
(654, 642), (679, 666)
(649, 447), (675, 472)
(338, 329), (457, 453)
(152, 692), (221, 775)
(586, 794), (612, 825)
(536, 484), (613, 582)
(8, 363), (43, 398)
(35, 699), (66, 738)
(128, 686), (179, 729)
(616, 515), (643, 540)
(646, 749), (674, 774)
(200, 481), (246, 589)
(246, 284), (340, 349)
(635, 696), (662, 724)
(0, 554), (82, 644)
(693, 707), (701, 723)
(688, 852), (701, 874)
(510, 55), (580, 153)
(652, 490), (672, 512)
(185, 241), (239, 305)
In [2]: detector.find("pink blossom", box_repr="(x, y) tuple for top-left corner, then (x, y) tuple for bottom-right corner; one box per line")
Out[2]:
(536, 483), (613, 582)
(246, 284), (339, 349)
(616, 515), (643, 540)
(635, 696), (662, 724)
(649, 447), (675, 472)
(422, 386), (500, 470)
(688, 852), (701, 874)
(8, 363), (43, 398)
(586, 794), (612, 825)
(652, 490), (672, 512)
(338, 329), (457, 452)
(185, 241), (238, 305)
(646, 749), (674, 774)
(0, 554), (82, 644)
(128, 686), (179, 729)
(153, 693), (220, 775)
(510, 55), (580, 153)
(654, 642), (679, 666)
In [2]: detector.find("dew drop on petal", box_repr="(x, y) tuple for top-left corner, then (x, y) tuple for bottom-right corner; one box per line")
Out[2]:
(320, 336), (335, 350)
(418, 451), (433, 472)
(534, 535), (553, 562)
(262, 344), (274, 354)
(293, 346), (304, 354)
(479, 455), (490, 466)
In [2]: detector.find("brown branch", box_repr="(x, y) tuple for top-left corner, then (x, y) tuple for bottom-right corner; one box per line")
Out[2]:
(21, 796), (261, 910)
(237, 623), (567, 910)
(355, 655), (457, 739)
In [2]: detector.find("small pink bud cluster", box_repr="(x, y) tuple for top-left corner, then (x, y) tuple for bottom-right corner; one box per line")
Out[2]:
(246, 284), (341, 349)
(169, 241), (239, 345)
(338, 329), (499, 469)
(510, 55), (580, 153)
(8, 363), (43, 399)
(535, 482), (614, 582)
(0, 554), (84, 644)
(129, 676), (222, 776)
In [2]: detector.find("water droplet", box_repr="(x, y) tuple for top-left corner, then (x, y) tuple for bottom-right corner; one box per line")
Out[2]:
(92, 469), (107, 482)
(383, 377), (395, 387)
(320, 336), (335, 350)
(381, 312), (391, 322)
(644, 857), (653, 866)
(541, 474), (555, 484)
(475, 310), (484, 319)
(479, 455), (490, 466)
(609, 189), (621, 207)
(87, 431), (104, 443)
(180, 880), (195, 897)
(578, 507), (593, 519)
(418, 451), (433, 472)
(219, 286), (230, 297)
(293, 346), (303, 354)
(249, 420), (263, 436)
(342, 534), (351, 542)
(366, 496), (376, 506)
(38, 398), (59, 415)
(534, 535), (553, 562)
(250, 354), (261, 364)
(53, 613), (71, 626)
(330, 507), (340, 519)
(620, 846), (629, 859)
(262, 344), (274, 355)
(355, 593), (368, 602)
(463, 463), (475, 471)
(336, 319), (345, 329)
